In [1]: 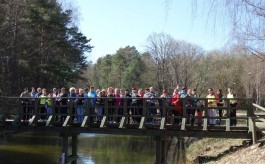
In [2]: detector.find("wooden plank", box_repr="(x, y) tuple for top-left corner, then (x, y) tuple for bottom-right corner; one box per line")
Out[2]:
(253, 103), (265, 112)
(248, 117), (253, 132)
(100, 116), (106, 128)
(29, 115), (37, 125)
(255, 122), (265, 131)
(181, 118), (186, 130)
(45, 115), (53, 126)
(119, 117), (126, 129)
(203, 118), (208, 131)
(258, 118), (265, 123)
(139, 117), (145, 129)
(81, 116), (89, 127)
(251, 118), (257, 144)
(225, 118), (230, 131)
(159, 117), (165, 130)
(63, 116), (71, 127)
(256, 138), (265, 143)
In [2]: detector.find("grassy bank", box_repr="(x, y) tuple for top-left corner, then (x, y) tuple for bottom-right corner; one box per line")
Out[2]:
(186, 138), (246, 163)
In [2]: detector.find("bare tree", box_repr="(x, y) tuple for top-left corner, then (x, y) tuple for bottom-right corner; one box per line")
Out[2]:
(146, 32), (176, 91)
(190, 0), (265, 61)
(145, 33), (204, 92)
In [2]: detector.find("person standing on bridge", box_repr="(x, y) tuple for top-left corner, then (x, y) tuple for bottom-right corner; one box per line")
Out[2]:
(216, 89), (224, 125)
(144, 87), (157, 124)
(131, 87), (139, 124)
(131, 88), (144, 123)
(159, 89), (171, 116)
(76, 88), (84, 123)
(206, 88), (217, 126)
(39, 88), (48, 121)
(20, 88), (31, 121)
(87, 86), (97, 123)
(95, 89), (106, 123)
(186, 88), (196, 126)
(69, 87), (77, 122)
(114, 88), (121, 123)
(107, 87), (115, 123)
(58, 87), (68, 122)
(170, 88), (182, 125)
(227, 87), (238, 126)
(123, 89), (132, 124)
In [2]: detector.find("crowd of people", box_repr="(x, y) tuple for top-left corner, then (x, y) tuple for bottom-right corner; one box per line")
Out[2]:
(19, 85), (238, 126)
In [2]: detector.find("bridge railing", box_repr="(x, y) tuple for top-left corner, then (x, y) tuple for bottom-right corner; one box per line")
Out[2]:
(0, 96), (254, 129)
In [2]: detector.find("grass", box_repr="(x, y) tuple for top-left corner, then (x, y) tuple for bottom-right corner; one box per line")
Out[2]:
(186, 138), (245, 163)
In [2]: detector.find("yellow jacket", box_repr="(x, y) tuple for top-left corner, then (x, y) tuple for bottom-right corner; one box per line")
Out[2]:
(206, 95), (217, 107)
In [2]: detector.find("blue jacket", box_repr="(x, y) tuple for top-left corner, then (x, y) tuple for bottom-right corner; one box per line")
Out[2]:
(87, 91), (97, 107)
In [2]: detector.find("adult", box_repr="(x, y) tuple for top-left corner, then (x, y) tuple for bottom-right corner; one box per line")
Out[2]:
(114, 88), (121, 123)
(69, 87), (77, 122)
(30, 87), (37, 97)
(87, 86), (97, 123)
(39, 88), (48, 120)
(107, 87), (115, 123)
(144, 87), (157, 124)
(176, 84), (183, 95)
(159, 89), (171, 116)
(186, 89), (196, 126)
(52, 88), (60, 121)
(76, 88), (84, 123)
(20, 88), (31, 121)
(133, 88), (144, 123)
(216, 89), (224, 125)
(170, 88), (182, 125)
(124, 89), (132, 124)
(35, 87), (42, 98)
(46, 92), (53, 116)
(29, 87), (37, 119)
(95, 89), (107, 123)
(206, 88), (217, 126)
(128, 87), (138, 123)
(227, 87), (238, 126)
(58, 87), (68, 122)
(192, 89), (203, 126)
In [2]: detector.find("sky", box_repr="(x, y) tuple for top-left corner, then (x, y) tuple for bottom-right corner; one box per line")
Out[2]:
(73, 0), (230, 63)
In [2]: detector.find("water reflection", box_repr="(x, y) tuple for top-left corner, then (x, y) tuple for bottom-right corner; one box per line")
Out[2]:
(77, 134), (156, 164)
(0, 133), (156, 164)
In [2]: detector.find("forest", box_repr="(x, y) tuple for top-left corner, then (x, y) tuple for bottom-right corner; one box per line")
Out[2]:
(0, 0), (264, 105)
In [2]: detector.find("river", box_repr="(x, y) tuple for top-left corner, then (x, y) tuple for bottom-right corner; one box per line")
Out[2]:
(0, 132), (156, 164)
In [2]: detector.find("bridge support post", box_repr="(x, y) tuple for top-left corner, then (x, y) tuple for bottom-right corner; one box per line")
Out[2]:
(155, 136), (167, 164)
(61, 133), (68, 164)
(177, 137), (186, 164)
(71, 135), (78, 164)
(249, 118), (257, 144)
(60, 133), (79, 164)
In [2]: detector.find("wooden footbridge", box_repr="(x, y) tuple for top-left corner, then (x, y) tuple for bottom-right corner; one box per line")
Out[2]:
(0, 97), (265, 164)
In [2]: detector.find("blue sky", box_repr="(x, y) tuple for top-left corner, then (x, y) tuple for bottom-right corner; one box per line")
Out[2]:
(74, 0), (230, 62)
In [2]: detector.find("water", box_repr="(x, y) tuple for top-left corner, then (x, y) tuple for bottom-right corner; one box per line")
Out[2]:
(0, 132), (156, 164)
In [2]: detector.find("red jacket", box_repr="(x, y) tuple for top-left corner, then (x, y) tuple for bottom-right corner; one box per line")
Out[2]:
(171, 93), (182, 113)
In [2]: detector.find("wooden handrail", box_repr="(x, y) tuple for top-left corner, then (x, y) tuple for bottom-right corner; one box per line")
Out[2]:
(253, 103), (265, 112)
